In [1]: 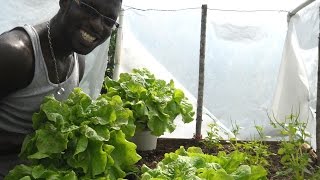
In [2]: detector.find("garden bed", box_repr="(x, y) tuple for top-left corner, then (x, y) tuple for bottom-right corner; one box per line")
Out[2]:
(135, 138), (286, 180)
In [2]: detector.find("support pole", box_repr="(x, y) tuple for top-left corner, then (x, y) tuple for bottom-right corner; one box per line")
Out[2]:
(316, 6), (320, 166)
(113, 9), (124, 80)
(195, 4), (207, 140)
(287, 0), (315, 22)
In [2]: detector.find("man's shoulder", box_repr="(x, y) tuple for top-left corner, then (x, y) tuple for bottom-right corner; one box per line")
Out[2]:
(0, 28), (33, 58)
(0, 28), (34, 68)
(0, 28), (35, 98)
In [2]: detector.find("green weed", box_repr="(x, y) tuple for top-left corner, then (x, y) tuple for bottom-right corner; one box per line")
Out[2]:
(269, 113), (313, 180)
(201, 122), (224, 150)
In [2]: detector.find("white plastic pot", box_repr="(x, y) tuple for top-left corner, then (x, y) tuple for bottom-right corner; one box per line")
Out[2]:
(131, 130), (158, 151)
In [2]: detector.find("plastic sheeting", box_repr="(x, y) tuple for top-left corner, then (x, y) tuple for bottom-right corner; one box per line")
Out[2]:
(0, 0), (110, 99)
(1, 0), (319, 143)
(272, 1), (319, 147)
(120, 0), (318, 140)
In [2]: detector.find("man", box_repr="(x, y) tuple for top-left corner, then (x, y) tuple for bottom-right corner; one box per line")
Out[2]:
(0, 0), (122, 177)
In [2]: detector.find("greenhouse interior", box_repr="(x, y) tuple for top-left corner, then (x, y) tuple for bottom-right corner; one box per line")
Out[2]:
(0, 0), (319, 179)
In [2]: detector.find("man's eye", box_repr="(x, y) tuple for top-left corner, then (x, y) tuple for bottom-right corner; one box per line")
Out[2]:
(103, 18), (115, 27)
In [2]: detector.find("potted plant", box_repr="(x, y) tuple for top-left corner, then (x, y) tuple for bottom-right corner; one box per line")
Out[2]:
(102, 68), (195, 150)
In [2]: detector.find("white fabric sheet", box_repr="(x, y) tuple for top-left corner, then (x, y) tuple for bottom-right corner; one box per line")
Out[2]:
(271, 1), (319, 147)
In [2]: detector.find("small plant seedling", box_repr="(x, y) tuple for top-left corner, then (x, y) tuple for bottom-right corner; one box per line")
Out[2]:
(269, 112), (314, 179)
(201, 122), (223, 150)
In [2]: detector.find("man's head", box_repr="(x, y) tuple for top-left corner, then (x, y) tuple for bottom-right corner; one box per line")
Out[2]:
(58, 0), (122, 55)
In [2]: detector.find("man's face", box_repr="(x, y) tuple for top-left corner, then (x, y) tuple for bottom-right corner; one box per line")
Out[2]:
(61, 0), (121, 55)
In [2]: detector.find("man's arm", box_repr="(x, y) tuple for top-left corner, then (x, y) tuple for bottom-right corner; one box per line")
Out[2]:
(0, 29), (34, 100)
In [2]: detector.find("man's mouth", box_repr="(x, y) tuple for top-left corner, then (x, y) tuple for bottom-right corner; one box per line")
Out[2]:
(80, 29), (96, 43)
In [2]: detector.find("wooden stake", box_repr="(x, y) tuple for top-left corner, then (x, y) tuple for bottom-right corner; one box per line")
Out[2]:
(195, 4), (207, 140)
(316, 6), (320, 166)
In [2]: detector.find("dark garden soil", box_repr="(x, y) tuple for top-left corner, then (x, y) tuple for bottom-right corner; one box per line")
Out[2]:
(134, 138), (289, 180)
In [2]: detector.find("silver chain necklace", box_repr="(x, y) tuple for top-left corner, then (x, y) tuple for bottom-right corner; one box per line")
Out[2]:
(46, 20), (68, 95)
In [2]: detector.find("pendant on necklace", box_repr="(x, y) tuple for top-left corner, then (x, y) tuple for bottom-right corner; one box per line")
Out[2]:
(57, 87), (65, 95)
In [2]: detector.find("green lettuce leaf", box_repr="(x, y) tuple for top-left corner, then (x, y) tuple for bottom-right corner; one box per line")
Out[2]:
(7, 88), (140, 180)
(141, 146), (268, 180)
(103, 68), (195, 136)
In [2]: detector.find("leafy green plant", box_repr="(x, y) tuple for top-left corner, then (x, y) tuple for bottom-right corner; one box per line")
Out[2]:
(269, 113), (313, 180)
(239, 125), (274, 168)
(228, 120), (241, 151)
(104, 30), (118, 81)
(227, 122), (273, 168)
(310, 166), (320, 180)
(141, 146), (268, 180)
(201, 122), (224, 150)
(102, 68), (195, 136)
(5, 88), (141, 180)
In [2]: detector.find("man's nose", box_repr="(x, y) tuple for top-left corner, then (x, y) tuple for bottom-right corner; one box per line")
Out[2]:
(90, 16), (104, 35)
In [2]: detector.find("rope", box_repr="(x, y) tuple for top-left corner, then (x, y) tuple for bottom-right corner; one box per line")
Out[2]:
(123, 5), (289, 13)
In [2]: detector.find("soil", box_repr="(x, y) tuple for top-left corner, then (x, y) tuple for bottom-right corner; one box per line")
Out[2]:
(133, 138), (288, 180)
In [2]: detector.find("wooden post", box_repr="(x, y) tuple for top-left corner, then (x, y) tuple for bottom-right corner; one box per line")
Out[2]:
(316, 6), (320, 166)
(195, 4), (207, 140)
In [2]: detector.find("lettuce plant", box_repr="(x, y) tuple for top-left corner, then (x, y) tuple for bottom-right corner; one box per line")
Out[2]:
(5, 88), (141, 180)
(103, 68), (195, 136)
(141, 146), (268, 180)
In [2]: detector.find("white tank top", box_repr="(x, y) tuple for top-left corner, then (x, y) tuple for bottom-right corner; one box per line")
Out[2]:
(0, 24), (80, 134)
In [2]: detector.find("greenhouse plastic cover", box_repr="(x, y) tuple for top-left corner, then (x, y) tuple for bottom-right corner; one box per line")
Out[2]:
(0, 0), (319, 147)
(120, 0), (319, 146)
